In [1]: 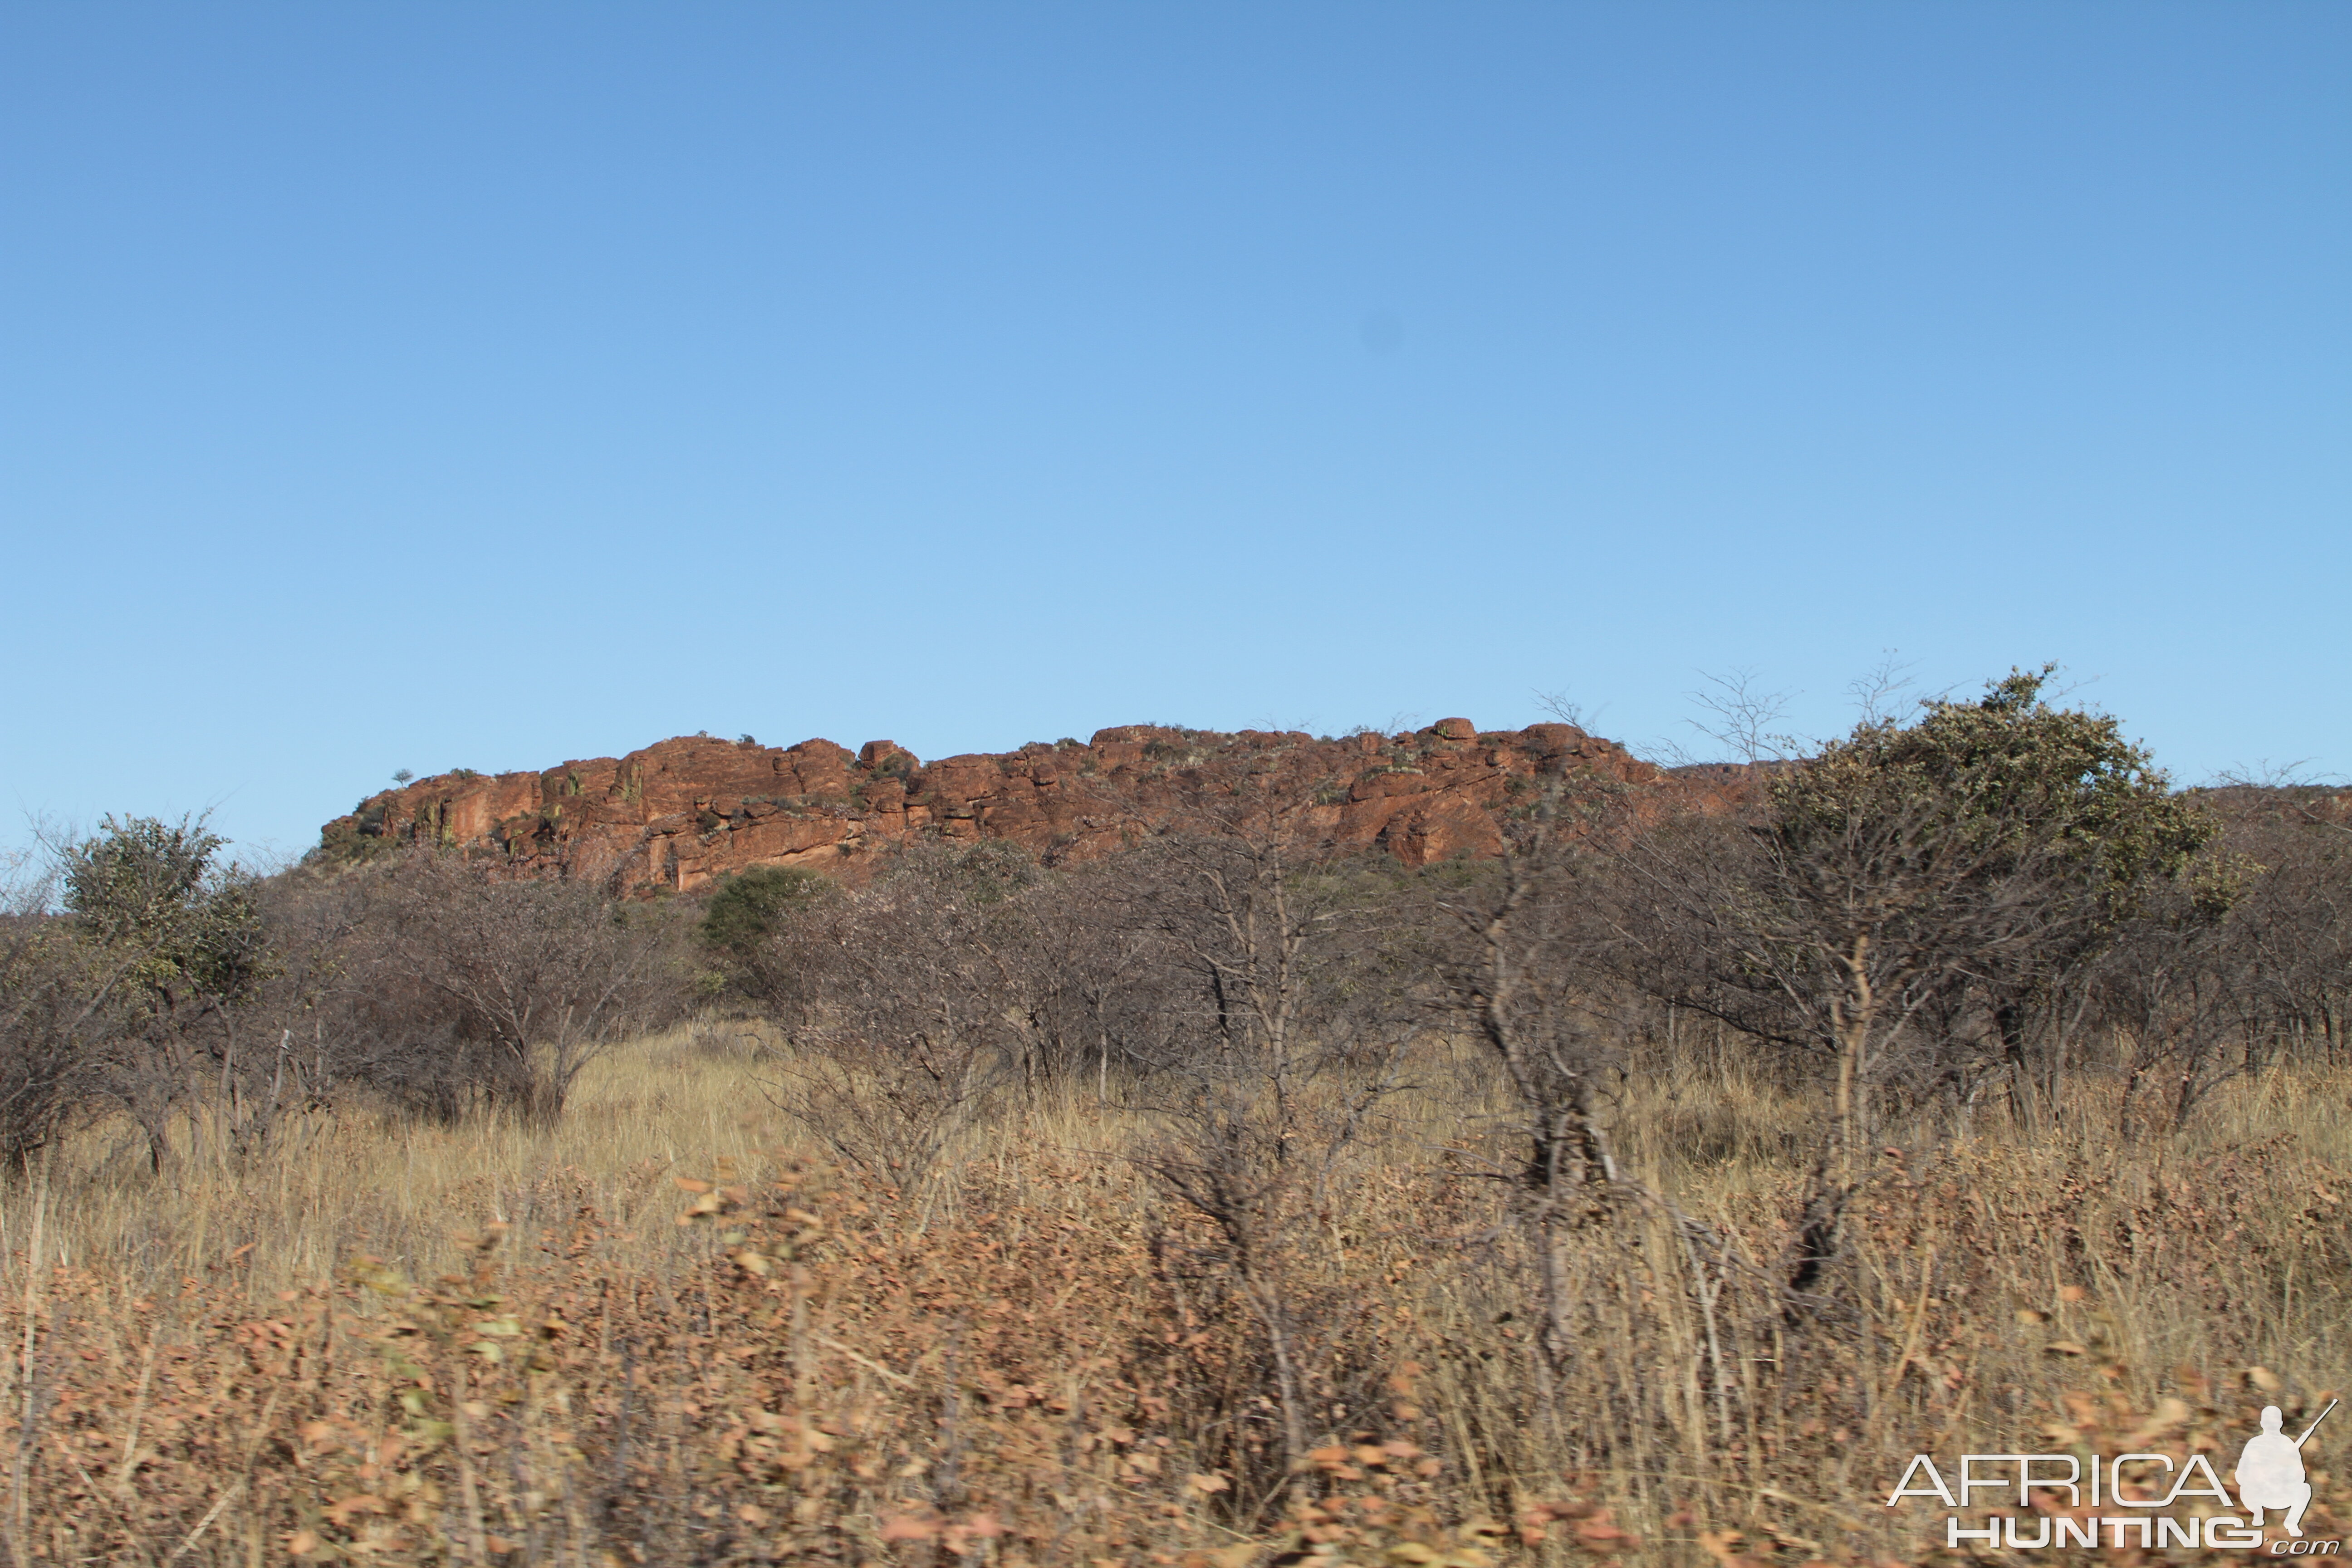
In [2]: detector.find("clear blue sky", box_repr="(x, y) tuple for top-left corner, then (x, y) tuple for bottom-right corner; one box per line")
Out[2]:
(4, 4), (2344, 862)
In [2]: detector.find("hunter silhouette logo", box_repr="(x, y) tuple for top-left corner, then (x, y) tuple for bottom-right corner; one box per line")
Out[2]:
(2239, 1400), (2335, 1539)
(1888, 1396), (2339, 1552)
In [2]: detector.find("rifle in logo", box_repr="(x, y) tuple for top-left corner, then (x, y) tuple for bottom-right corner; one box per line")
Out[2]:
(1891, 1395), (2338, 1550)
(2238, 1398), (2336, 1539)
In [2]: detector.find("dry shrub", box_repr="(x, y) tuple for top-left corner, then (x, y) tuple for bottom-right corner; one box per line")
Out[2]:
(0, 1033), (2345, 1566)
(0, 1142), (1620, 1566)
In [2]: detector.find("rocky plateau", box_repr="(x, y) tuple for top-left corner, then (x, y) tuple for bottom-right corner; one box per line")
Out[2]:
(318, 719), (1698, 894)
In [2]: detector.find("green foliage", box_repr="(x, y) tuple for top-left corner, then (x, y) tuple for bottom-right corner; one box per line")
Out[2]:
(1771, 664), (2220, 922)
(64, 815), (272, 1003)
(698, 866), (831, 956)
(313, 807), (399, 867)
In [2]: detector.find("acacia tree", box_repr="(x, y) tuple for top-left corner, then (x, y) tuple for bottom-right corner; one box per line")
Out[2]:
(0, 851), (104, 1170)
(368, 850), (662, 1125)
(1008, 858), (1169, 1098)
(1440, 780), (1632, 1369)
(60, 816), (271, 1170)
(1438, 777), (1755, 1470)
(2211, 787), (2352, 1066)
(1116, 783), (1418, 1512)
(1626, 668), (2218, 1294)
(756, 842), (1037, 1190)
(2087, 863), (2257, 1138)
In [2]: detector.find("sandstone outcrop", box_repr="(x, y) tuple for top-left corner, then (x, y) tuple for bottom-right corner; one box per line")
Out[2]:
(318, 719), (1681, 893)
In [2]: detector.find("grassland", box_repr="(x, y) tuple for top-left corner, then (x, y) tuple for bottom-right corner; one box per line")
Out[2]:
(5, 1024), (2346, 1566)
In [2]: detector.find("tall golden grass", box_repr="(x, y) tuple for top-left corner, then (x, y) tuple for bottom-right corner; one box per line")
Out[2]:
(4, 1024), (2345, 1565)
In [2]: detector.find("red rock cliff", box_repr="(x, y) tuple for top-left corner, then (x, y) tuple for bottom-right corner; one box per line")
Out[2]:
(318, 719), (1680, 893)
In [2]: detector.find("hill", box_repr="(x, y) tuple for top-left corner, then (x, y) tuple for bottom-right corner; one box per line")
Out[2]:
(316, 717), (1684, 891)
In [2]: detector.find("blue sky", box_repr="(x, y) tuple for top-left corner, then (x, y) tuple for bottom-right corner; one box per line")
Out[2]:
(4, 3), (2344, 861)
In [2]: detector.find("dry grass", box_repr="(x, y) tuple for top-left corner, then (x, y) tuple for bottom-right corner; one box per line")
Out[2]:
(3, 1026), (2347, 1565)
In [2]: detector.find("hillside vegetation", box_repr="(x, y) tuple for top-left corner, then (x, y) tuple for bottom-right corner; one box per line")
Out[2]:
(2, 671), (2347, 1565)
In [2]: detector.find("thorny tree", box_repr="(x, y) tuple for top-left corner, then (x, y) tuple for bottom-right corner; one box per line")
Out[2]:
(369, 849), (661, 1125)
(0, 849), (100, 1169)
(755, 842), (1035, 1192)
(1441, 782), (1628, 1362)
(1125, 781), (1416, 1511)
(60, 816), (272, 1171)
(1441, 777), (1744, 1462)
(1621, 669), (2219, 1302)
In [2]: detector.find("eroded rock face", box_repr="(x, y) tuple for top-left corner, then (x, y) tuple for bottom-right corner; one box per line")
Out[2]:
(319, 720), (1682, 892)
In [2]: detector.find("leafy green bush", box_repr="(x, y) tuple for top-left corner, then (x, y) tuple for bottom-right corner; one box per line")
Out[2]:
(698, 866), (830, 956)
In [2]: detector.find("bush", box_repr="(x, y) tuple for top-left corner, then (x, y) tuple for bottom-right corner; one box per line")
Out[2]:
(698, 865), (830, 957)
(348, 850), (672, 1124)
